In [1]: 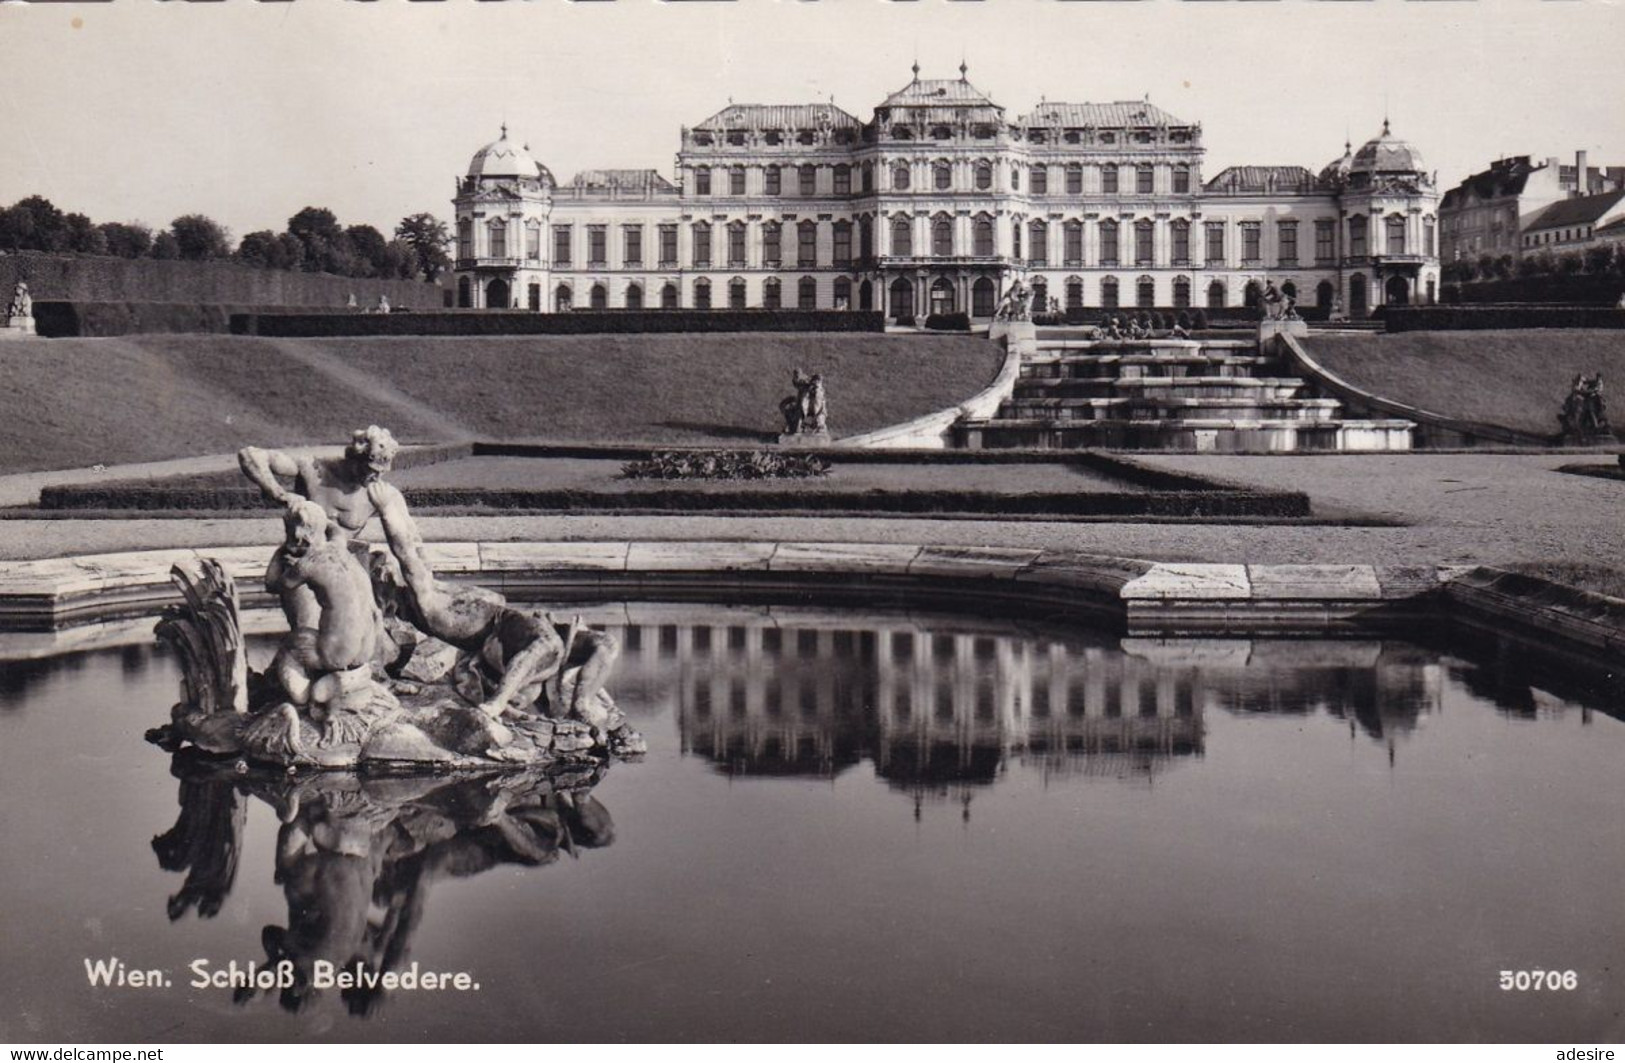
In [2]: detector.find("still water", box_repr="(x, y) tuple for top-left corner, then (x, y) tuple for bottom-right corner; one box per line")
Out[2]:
(1, 603), (1621, 1042)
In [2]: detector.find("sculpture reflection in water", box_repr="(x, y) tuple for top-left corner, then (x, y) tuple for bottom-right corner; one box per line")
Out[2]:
(152, 754), (612, 1016)
(150, 427), (645, 770)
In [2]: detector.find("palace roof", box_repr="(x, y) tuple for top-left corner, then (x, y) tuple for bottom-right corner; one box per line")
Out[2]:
(1204, 166), (1318, 195)
(879, 77), (1002, 111)
(1017, 101), (1190, 129)
(691, 103), (862, 132)
(567, 169), (679, 194)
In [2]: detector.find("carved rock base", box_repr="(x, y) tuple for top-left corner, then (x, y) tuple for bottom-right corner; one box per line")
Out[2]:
(0, 319), (37, 341)
(778, 429), (832, 447)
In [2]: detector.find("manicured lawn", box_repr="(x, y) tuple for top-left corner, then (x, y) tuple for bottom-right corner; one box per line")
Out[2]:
(1306, 330), (1625, 439)
(0, 332), (1002, 474)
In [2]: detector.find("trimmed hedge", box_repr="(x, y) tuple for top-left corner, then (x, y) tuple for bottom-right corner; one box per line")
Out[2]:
(1384, 306), (1625, 332)
(234, 309), (887, 337)
(33, 301), (363, 338)
(0, 251), (444, 308)
(923, 312), (970, 331)
(1443, 276), (1625, 307)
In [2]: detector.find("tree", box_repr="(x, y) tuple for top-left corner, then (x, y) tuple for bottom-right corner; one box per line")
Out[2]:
(99, 222), (154, 259)
(343, 224), (389, 277)
(1583, 245), (1615, 275)
(150, 232), (181, 260)
(1557, 251), (1584, 276)
(63, 212), (105, 255)
(0, 195), (68, 251)
(236, 229), (286, 269)
(287, 207), (343, 272)
(395, 213), (452, 281)
(170, 214), (231, 261)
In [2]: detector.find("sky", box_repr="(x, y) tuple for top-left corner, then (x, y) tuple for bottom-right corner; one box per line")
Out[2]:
(1, 0), (1622, 242)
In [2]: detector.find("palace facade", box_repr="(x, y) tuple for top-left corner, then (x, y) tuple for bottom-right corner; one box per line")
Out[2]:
(452, 67), (1440, 320)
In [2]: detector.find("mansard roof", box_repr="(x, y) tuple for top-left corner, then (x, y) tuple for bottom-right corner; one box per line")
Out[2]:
(879, 76), (1001, 111)
(1018, 100), (1190, 129)
(691, 103), (862, 132)
(1521, 189), (1625, 232)
(1204, 166), (1318, 194)
(567, 169), (679, 194)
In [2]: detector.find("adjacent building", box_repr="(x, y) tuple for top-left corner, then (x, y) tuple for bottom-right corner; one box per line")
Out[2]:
(453, 68), (1441, 319)
(1519, 190), (1625, 255)
(1439, 151), (1625, 264)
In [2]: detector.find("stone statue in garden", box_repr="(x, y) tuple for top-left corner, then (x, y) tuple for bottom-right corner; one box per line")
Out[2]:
(779, 367), (829, 439)
(151, 427), (641, 772)
(1560, 373), (1613, 442)
(1, 280), (35, 338)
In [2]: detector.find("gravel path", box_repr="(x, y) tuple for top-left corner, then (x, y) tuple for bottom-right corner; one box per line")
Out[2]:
(0, 452), (1618, 569)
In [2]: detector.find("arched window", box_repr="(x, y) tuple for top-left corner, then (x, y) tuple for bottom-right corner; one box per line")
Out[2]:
(975, 161), (993, 191)
(661, 282), (679, 309)
(974, 215), (994, 258)
(1206, 279), (1226, 309)
(1171, 219), (1191, 265)
(972, 277), (996, 318)
(859, 216), (873, 260)
(1012, 217), (1022, 261)
(833, 276), (852, 310)
(889, 277), (914, 320)
(1281, 281), (1297, 301)
(1011, 166), (1021, 192)
(1066, 276), (1084, 312)
(729, 277), (747, 310)
(932, 215), (953, 257)
(861, 162), (874, 193)
(833, 220), (853, 266)
(1349, 273), (1368, 315)
(930, 276), (955, 316)
(624, 283), (642, 311)
(891, 215), (913, 257)
(457, 275), (472, 308)
(1100, 276), (1119, 309)
(1173, 276), (1191, 309)
(798, 276), (818, 310)
(1349, 214), (1368, 257)
(554, 284), (572, 312)
(590, 283), (607, 311)
(1387, 214), (1407, 255)
(528, 282), (541, 311)
(1243, 280), (1262, 308)
(893, 164), (911, 191)
(1029, 220), (1048, 266)
(761, 221), (781, 266)
(525, 222), (541, 262)
(693, 277), (711, 310)
(859, 279), (873, 311)
(933, 160), (952, 191)
(1316, 280), (1335, 311)
(487, 219), (507, 259)
(763, 277), (782, 310)
(1136, 275), (1155, 308)
(1030, 279), (1047, 311)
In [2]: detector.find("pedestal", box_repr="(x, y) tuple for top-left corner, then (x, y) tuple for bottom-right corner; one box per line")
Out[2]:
(778, 430), (832, 447)
(1257, 318), (1309, 342)
(0, 318), (36, 340)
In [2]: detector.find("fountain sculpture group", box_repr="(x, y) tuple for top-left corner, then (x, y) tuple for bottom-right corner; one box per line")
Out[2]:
(151, 426), (645, 771)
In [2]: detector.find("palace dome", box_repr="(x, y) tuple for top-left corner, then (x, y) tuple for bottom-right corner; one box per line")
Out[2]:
(1318, 141), (1355, 186)
(1350, 120), (1425, 176)
(467, 126), (551, 182)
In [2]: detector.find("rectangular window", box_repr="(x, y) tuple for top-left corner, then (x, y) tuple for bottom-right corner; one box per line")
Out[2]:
(1277, 222), (1297, 266)
(1172, 224), (1190, 266)
(833, 225), (852, 267)
(694, 169), (711, 196)
(659, 224), (678, 267)
(798, 224), (817, 268)
(1315, 220), (1335, 264)
(458, 222), (473, 261)
(1173, 166), (1191, 194)
(765, 167), (781, 196)
(1387, 216), (1407, 255)
(834, 167), (851, 196)
(1350, 217), (1368, 257)
(553, 225), (572, 267)
(728, 226), (746, 267)
(587, 225), (607, 268)
(623, 225), (643, 267)
(1241, 223), (1261, 264)
(1100, 223), (1119, 266)
(525, 225), (540, 262)
(799, 166), (816, 197)
(1031, 167), (1048, 196)
(1135, 224), (1152, 266)
(1064, 223), (1083, 265)
(1066, 166), (1083, 195)
(730, 169), (745, 196)
(762, 225), (781, 265)
(1136, 165), (1154, 195)
(692, 225), (711, 269)
(1101, 167), (1119, 194)
(1205, 223), (1224, 266)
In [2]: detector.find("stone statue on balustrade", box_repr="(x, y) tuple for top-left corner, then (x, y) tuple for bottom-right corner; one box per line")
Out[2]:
(779, 367), (830, 444)
(1261, 280), (1299, 322)
(1560, 372), (1614, 443)
(1, 280), (35, 339)
(151, 426), (643, 773)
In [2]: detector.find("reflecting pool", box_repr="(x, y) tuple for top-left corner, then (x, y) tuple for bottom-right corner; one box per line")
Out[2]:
(1, 603), (1621, 1042)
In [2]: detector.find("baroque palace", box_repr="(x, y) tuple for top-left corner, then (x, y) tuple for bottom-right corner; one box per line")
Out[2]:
(452, 66), (1440, 320)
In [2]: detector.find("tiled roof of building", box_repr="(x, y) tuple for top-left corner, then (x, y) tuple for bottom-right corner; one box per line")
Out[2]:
(568, 169), (679, 194)
(1441, 157), (1538, 210)
(692, 103), (862, 131)
(1017, 101), (1189, 128)
(1522, 190), (1625, 232)
(1204, 166), (1317, 194)
(879, 77), (1001, 110)
(1594, 216), (1625, 237)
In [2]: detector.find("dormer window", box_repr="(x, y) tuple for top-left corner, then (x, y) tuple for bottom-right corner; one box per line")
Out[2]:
(798, 130), (816, 145)
(892, 126), (914, 140)
(1065, 131), (1081, 144)
(931, 126), (952, 140)
(1030, 130), (1047, 144)
(764, 130), (782, 146)
(1100, 132), (1116, 144)
(973, 125), (996, 140)
(694, 133), (713, 146)
(726, 131), (746, 147)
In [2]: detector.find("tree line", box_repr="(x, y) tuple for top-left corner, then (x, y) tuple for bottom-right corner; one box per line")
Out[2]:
(1442, 243), (1625, 284)
(0, 195), (452, 283)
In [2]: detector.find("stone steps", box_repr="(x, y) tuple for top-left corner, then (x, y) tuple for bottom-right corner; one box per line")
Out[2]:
(1021, 356), (1274, 380)
(1014, 377), (1309, 401)
(958, 418), (1417, 452)
(1002, 397), (1342, 423)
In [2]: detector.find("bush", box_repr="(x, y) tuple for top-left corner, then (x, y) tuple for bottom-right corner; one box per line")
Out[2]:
(1441, 275), (1624, 307)
(33, 300), (356, 337)
(235, 308), (887, 337)
(621, 450), (831, 481)
(1383, 306), (1625, 332)
(892, 314), (917, 328)
(1191, 309), (1209, 330)
(923, 312), (970, 331)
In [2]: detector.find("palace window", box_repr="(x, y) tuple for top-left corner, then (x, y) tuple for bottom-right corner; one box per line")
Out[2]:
(488, 220), (507, 260)
(586, 225), (605, 267)
(1205, 222), (1224, 266)
(1241, 222), (1261, 264)
(694, 167), (711, 196)
(1101, 275), (1119, 309)
(798, 276), (817, 310)
(1172, 220), (1190, 266)
(974, 215), (994, 257)
(659, 224), (678, 267)
(525, 222), (540, 262)
(552, 225), (571, 267)
(835, 165), (851, 196)
(1137, 276), (1155, 308)
(729, 277), (747, 310)
(661, 283), (679, 309)
(1066, 277), (1084, 311)
(1029, 220), (1048, 266)
(1349, 215), (1368, 257)
(798, 220), (817, 267)
(1173, 276), (1192, 309)
(1173, 165), (1191, 194)
(859, 216), (873, 259)
(893, 164), (911, 191)
(727, 222), (746, 268)
(457, 219), (472, 260)
(799, 165), (817, 197)
(1067, 164), (1083, 195)
(625, 283), (643, 310)
(1207, 279), (1226, 308)
(623, 224), (643, 267)
(1012, 221), (1022, 261)
(1011, 167), (1021, 192)
(861, 163), (874, 193)
(891, 216), (912, 257)
(691, 222), (711, 269)
(1387, 215), (1407, 255)
(1064, 220), (1083, 266)
(1101, 166), (1119, 194)
(763, 276), (782, 310)
(554, 284), (571, 312)
(1136, 165), (1154, 195)
(934, 161), (952, 191)
(1277, 221), (1297, 266)
(975, 161), (993, 191)
(834, 276), (851, 309)
(1424, 217), (1436, 256)
(727, 130), (746, 147)
(933, 215), (953, 258)
(730, 167), (746, 196)
(1135, 219), (1153, 266)
(693, 278), (711, 309)
(762, 222), (781, 266)
(765, 165), (781, 197)
(1031, 166), (1048, 196)
(1315, 220), (1334, 264)
(1100, 220), (1120, 266)
(833, 220), (853, 266)
(590, 283), (607, 311)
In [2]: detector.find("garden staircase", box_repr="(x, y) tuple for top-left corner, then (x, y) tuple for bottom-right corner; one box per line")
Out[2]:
(955, 330), (1414, 452)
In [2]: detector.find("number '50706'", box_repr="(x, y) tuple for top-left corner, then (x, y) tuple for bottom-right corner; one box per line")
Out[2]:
(1500, 970), (1578, 990)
